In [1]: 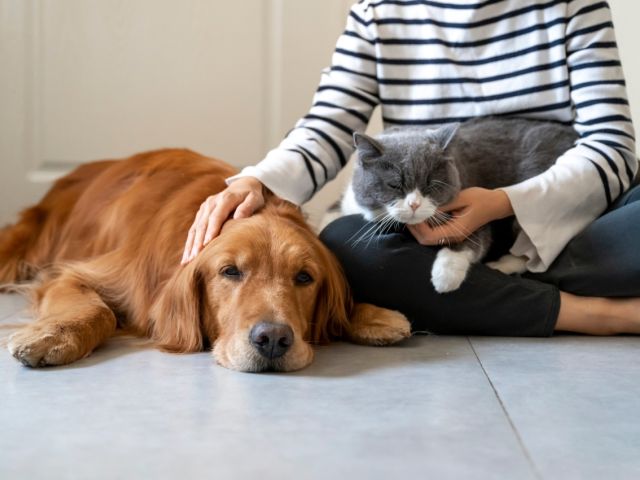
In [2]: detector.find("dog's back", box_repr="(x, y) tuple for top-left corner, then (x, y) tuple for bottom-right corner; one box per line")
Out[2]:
(0, 160), (115, 285)
(0, 149), (234, 286)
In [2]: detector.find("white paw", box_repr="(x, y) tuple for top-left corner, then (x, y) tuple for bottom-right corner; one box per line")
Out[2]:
(431, 248), (472, 293)
(486, 254), (528, 275)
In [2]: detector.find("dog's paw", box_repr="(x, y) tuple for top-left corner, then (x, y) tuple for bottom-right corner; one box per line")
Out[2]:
(431, 248), (471, 293)
(486, 254), (528, 275)
(8, 325), (83, 367)
(348, 303), (411, 346)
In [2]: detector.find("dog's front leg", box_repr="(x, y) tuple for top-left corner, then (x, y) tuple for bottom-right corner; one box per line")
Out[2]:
(346, 303), (411, 346)
(8, 272), (117, 367)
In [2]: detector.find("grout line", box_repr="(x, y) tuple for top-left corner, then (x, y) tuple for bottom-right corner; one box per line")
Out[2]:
(467, 337), (543, 480)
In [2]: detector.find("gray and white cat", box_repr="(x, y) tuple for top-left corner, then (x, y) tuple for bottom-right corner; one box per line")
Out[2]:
(341, 116), (578, 293)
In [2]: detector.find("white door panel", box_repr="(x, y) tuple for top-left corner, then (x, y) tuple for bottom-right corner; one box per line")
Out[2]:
(6, 1), (634, 228)
(37, 0), (266, 167)
(0, 0), (356, 226)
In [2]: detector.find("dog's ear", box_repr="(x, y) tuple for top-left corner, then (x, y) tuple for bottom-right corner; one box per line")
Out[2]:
(310, 246), (352, 345)
(149, 259), (212, 353)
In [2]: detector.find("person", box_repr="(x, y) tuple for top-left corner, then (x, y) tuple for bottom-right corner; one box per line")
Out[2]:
(182, 0), (640, 336)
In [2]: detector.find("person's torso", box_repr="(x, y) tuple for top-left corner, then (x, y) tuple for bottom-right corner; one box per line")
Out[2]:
(367, 0), (572, 127)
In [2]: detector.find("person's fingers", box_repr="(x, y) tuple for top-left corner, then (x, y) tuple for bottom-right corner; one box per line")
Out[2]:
(181, 225), (197, 264)
(233, 192), (261, 220)
(188, 197), (216, 261)
(181, 206), (205, 264)
(439, 187), (476, 212)
(439, 198), (467, 213)
(201, 192), (241, 247)
(204, 194), (231, 245)
(407, 222), (440, 245)
(433, 219), (470, 243)
(408, 220), (469, 246)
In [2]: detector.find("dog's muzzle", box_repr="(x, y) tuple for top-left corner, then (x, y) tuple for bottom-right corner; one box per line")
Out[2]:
(249, 322), (294, 360)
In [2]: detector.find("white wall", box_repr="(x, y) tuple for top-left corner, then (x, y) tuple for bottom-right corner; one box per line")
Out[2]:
(0, 0), (356, 226)
(1, 1), (638, 228)
(608, 0), (640, 134)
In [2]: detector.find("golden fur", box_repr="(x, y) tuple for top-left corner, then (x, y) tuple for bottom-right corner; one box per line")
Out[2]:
(0, 149), (410, 371)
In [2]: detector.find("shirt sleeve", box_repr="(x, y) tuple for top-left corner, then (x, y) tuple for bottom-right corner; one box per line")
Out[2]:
(226, 1), (380, 205)
(501, 0), (638, 272)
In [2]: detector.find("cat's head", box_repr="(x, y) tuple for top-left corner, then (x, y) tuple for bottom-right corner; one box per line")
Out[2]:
(352, 124), (461, 225)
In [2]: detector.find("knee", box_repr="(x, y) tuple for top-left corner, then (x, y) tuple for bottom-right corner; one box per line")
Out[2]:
(617, 184), (640, 206)
(320, 214), (436, 266)
(320, 216), (373, 288)
(320, 215), (436, 298)
(321, 216), (389, 305)
(319, 215), (365, 263)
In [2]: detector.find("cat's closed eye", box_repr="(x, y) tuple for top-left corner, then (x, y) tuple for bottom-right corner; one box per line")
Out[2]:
(386, 180), (402, 190)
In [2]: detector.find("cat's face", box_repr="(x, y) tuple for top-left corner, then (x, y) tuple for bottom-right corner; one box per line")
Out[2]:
(352, 125), (461, 225)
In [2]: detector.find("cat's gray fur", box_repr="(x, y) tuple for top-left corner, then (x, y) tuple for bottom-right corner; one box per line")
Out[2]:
(344, 116), (579, 293)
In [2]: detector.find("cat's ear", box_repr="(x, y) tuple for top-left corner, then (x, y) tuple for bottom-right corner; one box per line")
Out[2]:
(353, 132), (384, 160)
(435, 123), (460, 150)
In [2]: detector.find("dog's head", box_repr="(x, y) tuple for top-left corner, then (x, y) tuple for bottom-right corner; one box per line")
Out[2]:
(150, 201), (351, 372)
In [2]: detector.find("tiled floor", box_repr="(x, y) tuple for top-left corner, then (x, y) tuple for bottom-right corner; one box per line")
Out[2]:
(1, 293), (638, 480)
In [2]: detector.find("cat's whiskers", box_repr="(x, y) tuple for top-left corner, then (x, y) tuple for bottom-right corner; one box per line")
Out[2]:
(359, 216), (389, 248)
(368, 213), (400, 247)
(429, 211), (482, 248)
(426, 180), (452, 195)
(350, 223), (383, 247)
(431, 179), (453, 189)
(364, 218), (390, 248)
(350, 213), (395, 247)
(425, 185), (444, 196)
(346, 211), (388, 246)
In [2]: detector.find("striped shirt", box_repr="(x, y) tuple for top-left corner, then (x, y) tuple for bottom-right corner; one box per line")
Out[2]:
(230, 0), (637, 272)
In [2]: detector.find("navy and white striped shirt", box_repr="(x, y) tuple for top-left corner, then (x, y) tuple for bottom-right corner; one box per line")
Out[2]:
(231, 0), (637, 272)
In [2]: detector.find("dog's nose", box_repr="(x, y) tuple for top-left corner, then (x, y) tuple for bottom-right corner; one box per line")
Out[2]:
(249, 322), (294, 359)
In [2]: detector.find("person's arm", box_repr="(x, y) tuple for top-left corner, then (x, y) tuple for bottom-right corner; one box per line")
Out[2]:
(183, 1), (380, 262)
(411, 1), (638, 272)
(503, 0), (637, 271)
(227, 2), (380, 205)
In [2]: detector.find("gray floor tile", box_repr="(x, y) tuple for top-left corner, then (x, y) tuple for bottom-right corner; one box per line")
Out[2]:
(0, 293), (28, 320)
(0, 303), (534, 480)
(470, 336), (640, 480)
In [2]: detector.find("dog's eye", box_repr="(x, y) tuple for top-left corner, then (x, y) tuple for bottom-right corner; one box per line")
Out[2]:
(221, 265), (242, 279)
(295, 271), (314, 285)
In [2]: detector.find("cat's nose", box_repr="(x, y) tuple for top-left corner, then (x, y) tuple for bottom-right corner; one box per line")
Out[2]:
(409, 200), (421, 211)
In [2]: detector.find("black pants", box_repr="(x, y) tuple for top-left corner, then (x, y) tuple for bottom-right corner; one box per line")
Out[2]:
(320, 186), (640, 337)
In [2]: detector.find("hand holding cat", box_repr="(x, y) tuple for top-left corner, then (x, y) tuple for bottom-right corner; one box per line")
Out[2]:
(407, 187), (514, 246)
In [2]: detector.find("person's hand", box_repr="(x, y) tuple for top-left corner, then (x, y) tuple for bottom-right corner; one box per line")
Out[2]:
(181, 176), (265, 264)
(407, 187), (513, 246)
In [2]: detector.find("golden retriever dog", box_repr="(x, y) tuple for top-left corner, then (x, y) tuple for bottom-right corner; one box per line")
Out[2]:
(0, 149), (411, 372)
